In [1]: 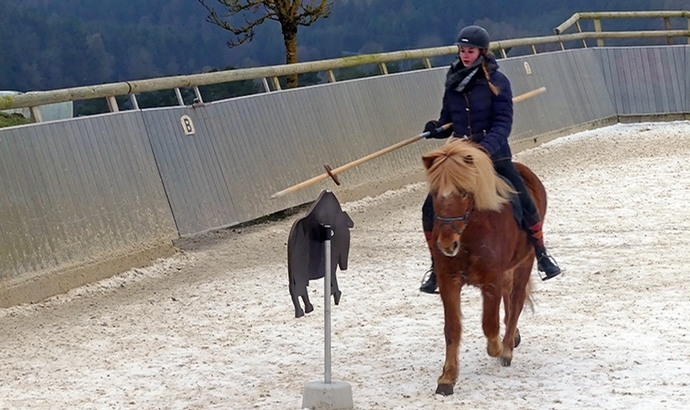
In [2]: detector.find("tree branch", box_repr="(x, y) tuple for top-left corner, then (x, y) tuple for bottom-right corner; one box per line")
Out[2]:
(296, 0), (333, 27)
(198, 0), (278, 46)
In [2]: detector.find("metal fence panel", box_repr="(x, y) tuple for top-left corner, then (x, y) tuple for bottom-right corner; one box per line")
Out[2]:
(686, 46), (690, 113)
(497, 49), (617, 144)
(0, 112), (177, 281)
(598, 46), (687, 115)
(141, 107), (241, 236)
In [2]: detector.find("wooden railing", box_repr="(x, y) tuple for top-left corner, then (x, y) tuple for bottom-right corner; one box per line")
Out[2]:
(553, 10), (690, 46)
(1, 10), (689, 122)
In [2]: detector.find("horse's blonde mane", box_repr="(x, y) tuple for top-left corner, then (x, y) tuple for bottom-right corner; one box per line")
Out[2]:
(422, 140), (515, 211)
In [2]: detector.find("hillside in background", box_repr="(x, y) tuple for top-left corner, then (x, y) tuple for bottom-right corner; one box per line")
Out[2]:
(1, 0), (687, 92)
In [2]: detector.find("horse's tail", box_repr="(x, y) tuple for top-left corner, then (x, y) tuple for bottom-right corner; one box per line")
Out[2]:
(524, 274), (535, 313)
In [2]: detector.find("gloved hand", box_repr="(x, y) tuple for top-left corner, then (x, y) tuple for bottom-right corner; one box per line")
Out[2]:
(423, 120), (441, 138)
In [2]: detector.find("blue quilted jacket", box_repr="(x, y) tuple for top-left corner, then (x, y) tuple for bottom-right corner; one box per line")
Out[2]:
(435, 57), (514, 160)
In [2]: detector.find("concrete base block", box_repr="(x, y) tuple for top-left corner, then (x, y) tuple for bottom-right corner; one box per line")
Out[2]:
(301, 380), (354, 410)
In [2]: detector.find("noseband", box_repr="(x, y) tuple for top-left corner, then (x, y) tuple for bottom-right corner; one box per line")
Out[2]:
(436, 211), (471, 235)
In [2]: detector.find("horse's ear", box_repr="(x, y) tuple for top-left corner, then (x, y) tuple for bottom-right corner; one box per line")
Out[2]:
(463, 154), (474, 164)
(422, 153), (436, 170)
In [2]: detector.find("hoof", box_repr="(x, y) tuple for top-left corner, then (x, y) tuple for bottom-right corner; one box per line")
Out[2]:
(487, 338), (502, 358)
(305, 303), (314, 314)
(514, 329), (521, 348)
(435, 383), (454, 396)
(500, 356), (512, 367)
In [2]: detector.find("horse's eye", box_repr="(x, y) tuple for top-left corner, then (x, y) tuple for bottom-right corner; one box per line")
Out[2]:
(462, 192), (468, 199)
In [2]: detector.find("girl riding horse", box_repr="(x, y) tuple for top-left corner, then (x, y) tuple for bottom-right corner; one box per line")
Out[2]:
(420, 25), (561, 293)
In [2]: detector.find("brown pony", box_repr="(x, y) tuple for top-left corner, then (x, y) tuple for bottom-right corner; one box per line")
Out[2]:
(422, 139), (544, 396)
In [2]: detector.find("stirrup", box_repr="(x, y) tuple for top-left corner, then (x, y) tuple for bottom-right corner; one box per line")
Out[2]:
(419, 267), (438, 294)
(537, 253), (561, 281)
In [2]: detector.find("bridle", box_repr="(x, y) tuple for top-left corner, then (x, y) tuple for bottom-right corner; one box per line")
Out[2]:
(435, 212), (471, 235)
(434, 191), (474, 236)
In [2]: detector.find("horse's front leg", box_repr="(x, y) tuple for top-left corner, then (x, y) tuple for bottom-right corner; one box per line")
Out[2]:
(481, 283), (503, 358)
(436, 276), (462, 396)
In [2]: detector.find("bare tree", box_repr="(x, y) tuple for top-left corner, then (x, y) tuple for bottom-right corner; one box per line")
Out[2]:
(198, 0), (333, 88)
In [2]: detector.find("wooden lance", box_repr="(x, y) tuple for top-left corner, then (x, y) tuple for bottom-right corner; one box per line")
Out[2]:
(270, 86), (546, 199)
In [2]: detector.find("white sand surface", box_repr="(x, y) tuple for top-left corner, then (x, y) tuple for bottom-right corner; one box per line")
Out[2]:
(1, 121), (689, 410)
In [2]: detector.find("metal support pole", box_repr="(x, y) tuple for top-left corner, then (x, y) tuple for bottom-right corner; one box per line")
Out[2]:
(261, 78), (271, 92)
(322, 224), (332, 384)
(129, 94), (140, 110)
(175, 88), (185, 106)
(301, 209), (353, 410)
(193, 86), (204, 103)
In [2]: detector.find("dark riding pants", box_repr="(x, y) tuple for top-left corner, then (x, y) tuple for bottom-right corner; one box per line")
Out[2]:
(493, 159), (539, 225)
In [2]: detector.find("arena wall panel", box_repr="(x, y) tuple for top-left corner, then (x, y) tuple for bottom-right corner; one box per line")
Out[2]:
(598, 46), (687, 115)
(0, 112), (178, 306)
(686, 46), (690, 113)
(141, 107), (243, 236)
(497, 49), (617, 144)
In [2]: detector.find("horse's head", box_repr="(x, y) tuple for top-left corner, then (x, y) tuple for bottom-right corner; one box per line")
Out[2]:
(431, 188), (475, 257)
(422, 139), (513, 257)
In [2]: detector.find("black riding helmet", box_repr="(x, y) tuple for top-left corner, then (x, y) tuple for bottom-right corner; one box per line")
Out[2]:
(455, 25), (490, 50)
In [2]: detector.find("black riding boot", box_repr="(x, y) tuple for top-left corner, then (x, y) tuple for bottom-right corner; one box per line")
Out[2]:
(535, 246), (561, 280)
(419, 224), (439, 293)
(420, 265), (437, 293)
(527, 219), (561, 281)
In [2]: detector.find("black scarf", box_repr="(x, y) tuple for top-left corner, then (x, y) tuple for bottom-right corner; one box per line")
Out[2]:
(445, 55), (484, 92)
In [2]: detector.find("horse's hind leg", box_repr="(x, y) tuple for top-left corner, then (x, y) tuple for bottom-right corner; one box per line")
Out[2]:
(302, 291), (314, 315)
(500, 262), (531, 366)
(290, 284), (305, 318)
(502, 293), (521, 348)
(514, 328), (521, 348)
(331, 271), (342, 305)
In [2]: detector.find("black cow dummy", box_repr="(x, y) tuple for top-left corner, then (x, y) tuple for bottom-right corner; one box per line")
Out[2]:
(287, 190), (354, 318)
